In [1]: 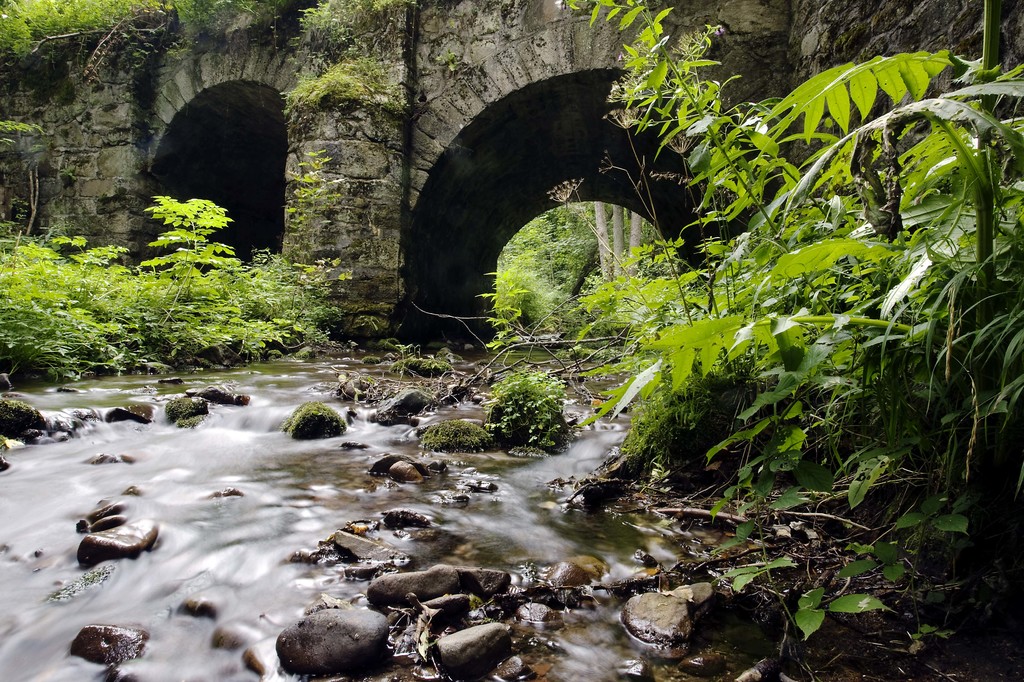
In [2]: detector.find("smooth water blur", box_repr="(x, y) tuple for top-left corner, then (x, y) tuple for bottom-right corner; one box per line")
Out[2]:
(0, 355), (765, 681)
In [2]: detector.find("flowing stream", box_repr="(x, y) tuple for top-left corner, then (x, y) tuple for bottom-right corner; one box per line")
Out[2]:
(0, 353), (769, 681)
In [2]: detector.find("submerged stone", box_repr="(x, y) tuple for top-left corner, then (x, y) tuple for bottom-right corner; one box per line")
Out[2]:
(48, 565), (116, 602)
(621, 591), (693, 648)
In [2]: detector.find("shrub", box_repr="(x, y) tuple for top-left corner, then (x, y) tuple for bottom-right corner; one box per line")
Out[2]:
(281, 401), (346, 439)
(420, 420), (493, 453)
(0, 398), (45, 437)
(391, 356), (452, 377)
(485, 371), (570, 451)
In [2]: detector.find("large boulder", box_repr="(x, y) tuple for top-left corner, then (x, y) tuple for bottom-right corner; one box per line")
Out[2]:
(69, 624), (148, 665)
(435, 623), (512, 680)
(0, 398), (45, 438)
(186, 385), (250, 405)
(281, 402), (346, 439)
(275, 609), (389, 676)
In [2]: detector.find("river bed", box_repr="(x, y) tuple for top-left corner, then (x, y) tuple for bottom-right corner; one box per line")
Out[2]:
(0, 353), (770, 681)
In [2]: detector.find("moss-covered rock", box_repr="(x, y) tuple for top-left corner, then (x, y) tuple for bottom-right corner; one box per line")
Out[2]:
(282, 401), (346, 440)
(164, 397), (208, 427)
(176, 415), (207, 429)
(421, 420), (493, 453)
(362, 355), (383, 365)
(485, 371), (570, 451)
(0, 398), (45, 438)
(391, 356), (453, 377)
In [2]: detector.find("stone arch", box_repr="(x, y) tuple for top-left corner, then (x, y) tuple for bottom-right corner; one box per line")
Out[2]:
(147, 48), (296, 259)
(400, 68), (693, 339)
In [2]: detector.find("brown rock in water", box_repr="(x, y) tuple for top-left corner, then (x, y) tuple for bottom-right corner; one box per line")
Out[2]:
(104, 407), (152, 424)
(69, 624), (148, 665)
(87, 453), (136, 465)
(366, 564), (461, 606)
(369, 454), (430, 478)
(435, 622), (512, 681)
(276, 609), (389, 675)
(180, 596), (218, 619)
(381, 508), (432, 529)
(679, 651), (728, 677)
(77, 520), (159, 566)
(186, 385), (250, 406)
(388, 460), (425, 483)
(546, 555), (606, 587)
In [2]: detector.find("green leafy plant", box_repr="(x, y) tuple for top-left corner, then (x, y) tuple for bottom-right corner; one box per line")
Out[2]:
(485, 371), (570, 450)
(286, 56), (405, 115)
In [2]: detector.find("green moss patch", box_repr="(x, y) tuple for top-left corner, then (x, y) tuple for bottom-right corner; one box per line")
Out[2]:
(282, 401), (346, 440)
(421, 420), (493, 453)
(391, 356), (453, 377)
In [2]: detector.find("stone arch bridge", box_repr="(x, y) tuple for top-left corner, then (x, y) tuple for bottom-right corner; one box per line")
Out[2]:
(2, 0), (1003, 338)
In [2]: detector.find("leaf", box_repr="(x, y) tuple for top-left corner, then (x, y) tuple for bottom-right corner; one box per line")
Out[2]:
(828, 594), (887, 613)
(838, 559), (878, 578)
(610, 360), (662, 419)
(881, 254), (932, 318)
(932, 514), (969, 534)
(825, 80), (851, 133)
(895, 512), (926, 529)
(771, 239), (894, 280)
(795, 608), (826, 639)
(883, 563), (906, 581)
(873, 541), (898, 565)
(799, 587), (825, 610)
(771, 486), (809, 510)
(794, 460), (835, 492)
(646, 60), (669, 91)
(849, 70), (878, 121)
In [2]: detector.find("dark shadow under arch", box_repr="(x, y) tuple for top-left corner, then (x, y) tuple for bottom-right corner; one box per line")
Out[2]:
(401, 68), (696, 339)
(151, 81), (287, 261)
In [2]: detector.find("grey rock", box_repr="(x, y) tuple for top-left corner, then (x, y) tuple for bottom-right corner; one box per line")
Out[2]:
(546, 556), (605, 587)
(456, 566), (511, 597)
(329, 529), (410, 564)
(436, 622), (512, 680)
(69, 624), (148, 665)
(422, 593), (471, 619)
(376, 387), (432, 425)
(515, 602), (563, 629)
(276, 609), (389, 675)
(389, 460), (425, 483)
(618, 658), (655, 681)
(494, 655), (535, 681)
(77, 519), (159, 566)
(87, 453), (136, 465)
(621, 591), (693, 647)
(366, 564), (461, 606)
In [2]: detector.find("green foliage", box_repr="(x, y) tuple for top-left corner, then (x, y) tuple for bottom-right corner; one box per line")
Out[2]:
(299, 0), (412, 59)
(281, 400), (346, 439)
(619, 372), (742, 477)
(0, 197), (336, 379)
(485, 371), (570, 451)
(390, 355), (452, 377)
(286, 57), (405, 115)
(0, 397), (45, 437)
(484, 204), (599, 339)
(0, 0), (161, 56)
(420, 419), (493, 453)
(571, 0), (1024, 637)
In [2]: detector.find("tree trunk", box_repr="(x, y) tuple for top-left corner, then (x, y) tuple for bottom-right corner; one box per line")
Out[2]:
(594, 201), (612, 280)
(612, 204), (625, 277)
(628, 211), (643, 275)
